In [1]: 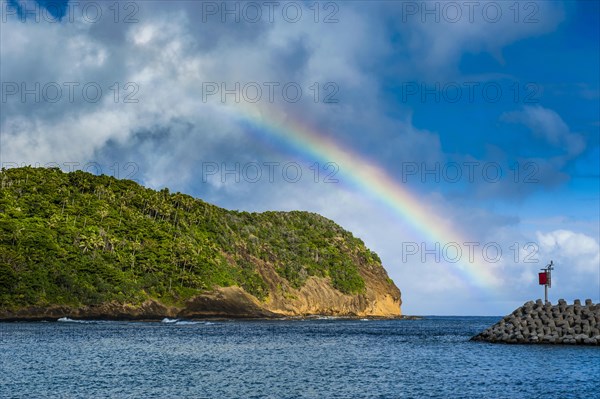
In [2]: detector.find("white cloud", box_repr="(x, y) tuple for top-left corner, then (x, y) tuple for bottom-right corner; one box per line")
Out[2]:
(536, 229), (600, 274)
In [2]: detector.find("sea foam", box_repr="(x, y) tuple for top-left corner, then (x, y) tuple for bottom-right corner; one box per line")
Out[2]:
(161, 318), (205, 325)
(57, 317), (91, 323)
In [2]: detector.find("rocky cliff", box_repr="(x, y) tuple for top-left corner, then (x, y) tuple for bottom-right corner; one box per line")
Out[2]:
(471, 299), (600, 345)
(0, 167), (401, 320)
(1, 270), (401, 321)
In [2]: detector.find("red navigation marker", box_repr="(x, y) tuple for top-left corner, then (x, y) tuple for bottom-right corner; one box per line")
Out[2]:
(538, 272), (548, 285)
(539, 261), (554, 303)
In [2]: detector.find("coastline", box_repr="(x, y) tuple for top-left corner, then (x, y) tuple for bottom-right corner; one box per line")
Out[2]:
(0, 301), (419, 323)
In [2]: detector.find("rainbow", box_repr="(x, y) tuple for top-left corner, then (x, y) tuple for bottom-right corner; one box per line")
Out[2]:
(221, 102), (500, 290)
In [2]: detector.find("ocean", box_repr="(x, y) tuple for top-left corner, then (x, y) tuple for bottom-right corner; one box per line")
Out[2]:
(1, 317), (598, 398)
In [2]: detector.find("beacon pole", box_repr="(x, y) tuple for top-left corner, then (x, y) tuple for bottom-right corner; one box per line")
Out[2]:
(539, 261), (554, 303)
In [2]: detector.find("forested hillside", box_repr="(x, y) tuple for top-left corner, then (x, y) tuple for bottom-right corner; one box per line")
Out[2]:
(0, 167), (394, 313)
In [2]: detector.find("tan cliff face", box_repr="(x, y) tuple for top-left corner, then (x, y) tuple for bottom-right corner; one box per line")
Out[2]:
(259, 262), (402, 317)
(193, 246), (403, 318)
(185, 273), (402, 318)
(169, 263), (402, 318)
(265, 277), (401, 317)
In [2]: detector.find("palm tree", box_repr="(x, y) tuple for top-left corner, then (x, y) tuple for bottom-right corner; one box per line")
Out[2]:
(98, 206), (109, 222)
(79, 234), (92, 253)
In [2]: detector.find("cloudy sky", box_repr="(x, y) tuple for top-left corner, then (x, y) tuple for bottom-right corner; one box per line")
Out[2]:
(1, 0), (599, 315)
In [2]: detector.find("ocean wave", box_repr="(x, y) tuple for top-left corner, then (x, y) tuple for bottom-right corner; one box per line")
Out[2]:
(175, 320), (201, 325)
(161, 318), (212, 326)
(57, 317), (91, 323)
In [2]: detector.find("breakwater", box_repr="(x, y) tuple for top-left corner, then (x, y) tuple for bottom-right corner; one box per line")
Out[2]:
(471, 299), (600, 345)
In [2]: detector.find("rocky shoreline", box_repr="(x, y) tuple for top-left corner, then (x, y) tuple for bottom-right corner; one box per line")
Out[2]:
(471, 299), (600, 345)
(0, 284), (405, 322)
(0, 306), (419, 323)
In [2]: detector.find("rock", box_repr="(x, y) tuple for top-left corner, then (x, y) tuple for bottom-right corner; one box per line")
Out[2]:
(543, 327), (551, 335)
(575, 334), (589, 344)
(535, 319), (543, 327)
(555, 327), (563, 336)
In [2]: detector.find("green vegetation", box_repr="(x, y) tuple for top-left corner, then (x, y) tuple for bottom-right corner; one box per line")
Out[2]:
(0, 167), (386, 310)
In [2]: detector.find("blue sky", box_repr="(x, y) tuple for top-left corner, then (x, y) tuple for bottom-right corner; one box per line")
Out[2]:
(1, 0), (599, 315)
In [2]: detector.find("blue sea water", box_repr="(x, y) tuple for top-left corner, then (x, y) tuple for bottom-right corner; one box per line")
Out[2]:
(1, 317), (599, 399)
